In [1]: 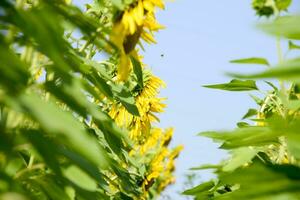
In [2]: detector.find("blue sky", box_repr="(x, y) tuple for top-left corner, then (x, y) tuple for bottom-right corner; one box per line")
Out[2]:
(74, 0), (300, 199)
(144, 0), (300, 199)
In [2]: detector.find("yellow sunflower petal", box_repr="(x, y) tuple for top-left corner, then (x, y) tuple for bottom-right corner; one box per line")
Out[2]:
(117, 53), (131, 81)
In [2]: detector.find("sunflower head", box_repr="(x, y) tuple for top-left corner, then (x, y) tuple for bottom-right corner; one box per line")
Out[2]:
(252, 0), (275, 17)
(252, 0), (292, 17)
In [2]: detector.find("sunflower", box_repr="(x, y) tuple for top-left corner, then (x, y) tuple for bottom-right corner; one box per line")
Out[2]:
(107, 1), (182, 197)
(109, 70), (182, 197)
(109, 74), (166, 141)
(110, 0), (165, 81)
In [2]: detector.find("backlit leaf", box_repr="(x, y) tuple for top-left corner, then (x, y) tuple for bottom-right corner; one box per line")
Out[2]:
(203, 79), (258, 91)
(230, 57), (269, 66)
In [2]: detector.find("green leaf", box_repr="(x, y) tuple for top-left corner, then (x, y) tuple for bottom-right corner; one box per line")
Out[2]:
(237, 122), (251, 128)
(276, 0), (292, 11)
(222, 147), (258, 172)
(284, 119), (300, 159)
(0, 40), (30, 93)
(23, 130), (109, 191)
(217, 161), (300, 200)
(111, 0), (125, 10)
(66, 180), (108, 200)
(0, 193), (29, 200)
(249, 94), (264, 106)
(44, 79), (133, 161)
(24, 130), (62, 176)
(111, 84), (140, 116)
(87, 73), (114, 100)
(130, 56), (144, 88)
(17, 93), (109, 169)
(230, 57), (269, 66)
(203, 79), (258, 91)
(242, 109), (258, 119)
(110, 161), (142, 196)
(258, 16), (300, 40)
(264, 81), (278, 92)
(200, 127), (280, 149)
(57, 146), (108, 189)
(63, 166), (97, 191)
(289, 41), (300, 50)
(286, 100), (300, 110)
(182, 181), (215, 195)
(190, 164), (221, 170)
(34, 176), (70, 200)
(230, 58), (300, 80)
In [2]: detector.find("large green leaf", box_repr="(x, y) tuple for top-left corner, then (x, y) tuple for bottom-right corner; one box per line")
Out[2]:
(222, 147), (258, 172)
(0, 39), (29, 93)
(16, 93), (109, 169)
(217, 161), (300, 200)
(200, 126), (279, 149)
(259, 16), (300, 40)
(63, 165), (98, 191)
(231, 58), (300, 80)
(33, 176), (71, 200)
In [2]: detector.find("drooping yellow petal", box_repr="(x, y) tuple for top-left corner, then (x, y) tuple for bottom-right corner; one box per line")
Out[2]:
(122, 9), (137, 35)
(144, 14), (165, 31)
(143, 0), (155, 12)
(133, 0), (144, 26)
(117, 52), (131, 81)
(147, 171), (160, 181)
(141, 31), (157, 44)
(110, 22), (126, 51)
(150, 0), (165, 9)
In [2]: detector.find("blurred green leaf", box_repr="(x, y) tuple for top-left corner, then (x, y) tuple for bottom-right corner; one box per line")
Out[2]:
(289, 41), (300, 50)
(190, 164), (221, 170)
(264, 81), (278, 92)
(276, 0), (292, 11)
(34, 176), (70, 200)
(17, 93), (109, 168)
(0, 40), (29, 93)
(249, 94), (264, 106)
(231, 58), (300, 80)
(222, 147), (258, 172)
(63, 165), (98, 191)
(230, 57), (269, 66)
(218, 161), (300, 200)
(182, 181), (215, 195)
(258, 16), (300, 40)
(237, 122), (251, 128)
(203, 79), (258, 91)
(242, 108), (258, 119)
(200, 126), (280, 149)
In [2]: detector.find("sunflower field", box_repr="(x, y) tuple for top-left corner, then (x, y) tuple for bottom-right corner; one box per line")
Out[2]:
(0, 0), (182, 199)
(1, 0), (300, 200)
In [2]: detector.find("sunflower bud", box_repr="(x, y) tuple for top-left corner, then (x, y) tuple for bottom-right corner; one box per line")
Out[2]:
(252, 0), (291, 17)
